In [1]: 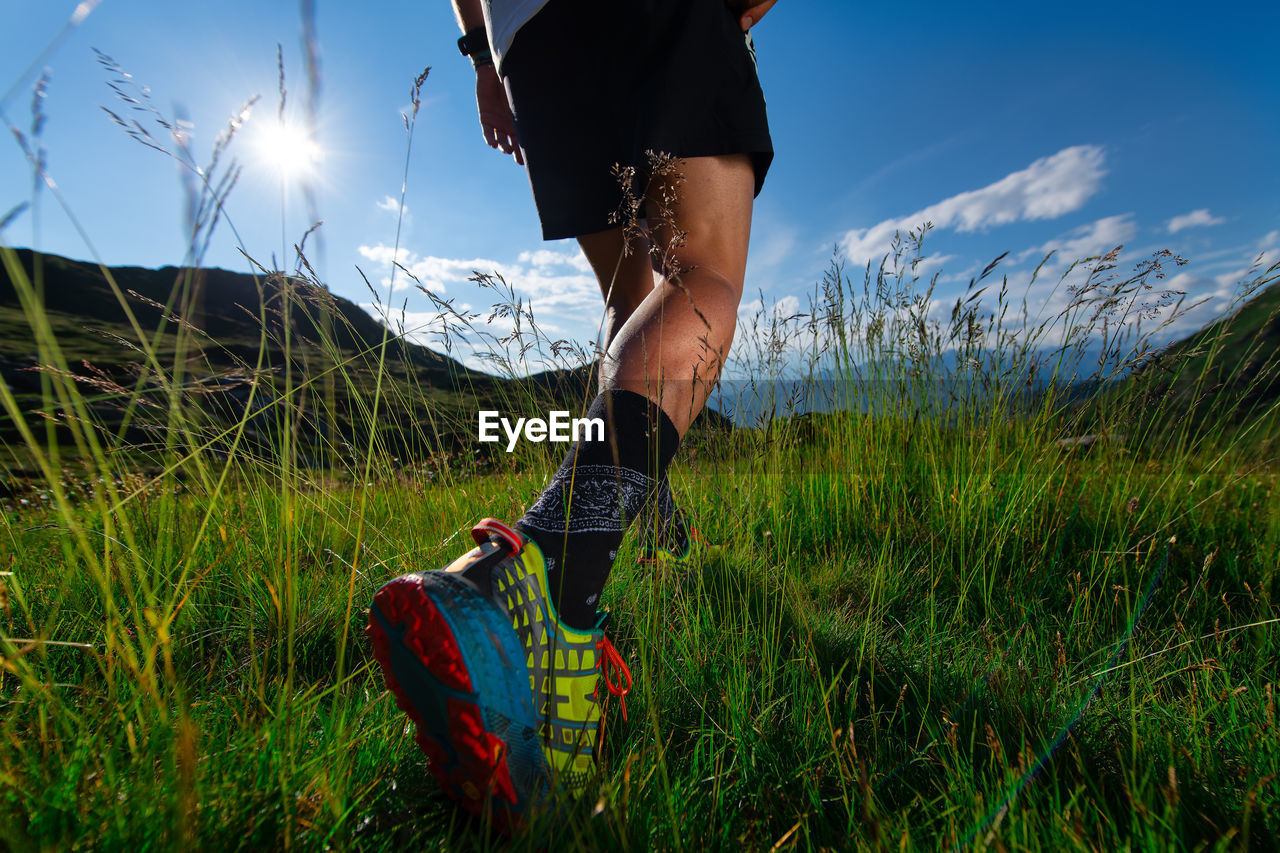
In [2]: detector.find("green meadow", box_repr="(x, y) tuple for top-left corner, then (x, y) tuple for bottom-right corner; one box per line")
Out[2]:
(2, 38), (1279, 853)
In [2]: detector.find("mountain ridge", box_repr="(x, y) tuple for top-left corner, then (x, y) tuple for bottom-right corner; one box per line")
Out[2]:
(0, 248), (733, 467)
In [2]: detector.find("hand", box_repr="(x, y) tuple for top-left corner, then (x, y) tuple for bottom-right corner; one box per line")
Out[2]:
(475, 64), (523, 165)
(729, 0), (778, 32)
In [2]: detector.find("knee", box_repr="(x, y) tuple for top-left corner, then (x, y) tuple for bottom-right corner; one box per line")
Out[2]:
(666, 254), (746, 309)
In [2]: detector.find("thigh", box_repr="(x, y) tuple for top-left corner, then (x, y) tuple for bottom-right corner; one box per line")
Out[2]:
(646, 154), (756, 289)
(578, 227), (656, 305)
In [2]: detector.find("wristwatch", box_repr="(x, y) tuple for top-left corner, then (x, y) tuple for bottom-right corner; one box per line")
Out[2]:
(457, 28), (493, 68)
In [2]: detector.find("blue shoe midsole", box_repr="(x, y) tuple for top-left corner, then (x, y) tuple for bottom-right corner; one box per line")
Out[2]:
(374, 571), (548, 803)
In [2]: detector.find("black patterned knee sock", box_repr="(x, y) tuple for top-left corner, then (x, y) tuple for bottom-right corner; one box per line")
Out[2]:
(516, 389), (680, 629)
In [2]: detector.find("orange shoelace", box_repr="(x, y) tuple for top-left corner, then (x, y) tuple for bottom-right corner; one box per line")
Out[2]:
(597, 635), (632, 722)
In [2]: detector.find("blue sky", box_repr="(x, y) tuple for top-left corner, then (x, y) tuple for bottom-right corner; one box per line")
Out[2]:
(2, 0), (1277, 379)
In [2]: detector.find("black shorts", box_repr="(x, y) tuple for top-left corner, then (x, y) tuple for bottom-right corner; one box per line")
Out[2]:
(501, 0), (774, 241)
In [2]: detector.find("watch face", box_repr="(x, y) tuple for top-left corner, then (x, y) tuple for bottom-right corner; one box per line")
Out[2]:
(459, 30), (487, 56)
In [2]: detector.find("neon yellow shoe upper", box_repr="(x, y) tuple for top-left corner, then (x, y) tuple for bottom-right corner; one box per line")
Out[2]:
(444, 518), (631, 794)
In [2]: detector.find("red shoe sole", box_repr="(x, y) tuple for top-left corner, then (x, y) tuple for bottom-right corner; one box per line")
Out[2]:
(366, 575), (531, 833)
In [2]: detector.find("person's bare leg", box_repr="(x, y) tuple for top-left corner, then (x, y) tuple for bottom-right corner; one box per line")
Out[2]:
(577, 218), (699, 560)
(578, 226), (660, 389)
(600, 154), (754, 435)
(524, 154), (752, 621)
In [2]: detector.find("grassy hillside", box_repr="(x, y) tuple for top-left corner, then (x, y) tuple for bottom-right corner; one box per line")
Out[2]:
(1126, 275), (1280, 431)
(1, 391), (1276, 851)
(1, 238), (1277, 850)
(0, 249), (733, 480)
(0, 249), (609, 478)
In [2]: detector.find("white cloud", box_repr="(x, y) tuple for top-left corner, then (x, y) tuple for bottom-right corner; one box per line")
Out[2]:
(930, 216), (1201, 356)
(1166, 208), (1225, 234)
(359, 303), (580, 375)
(1142, 239), (1280, 343)
(357, 243), (521, 293)
(1142, 271), (1224, 337)
(934, 261), (982, 285)
(357, 244), (403, 266)
(913, 253), (956, 277)
(1125, 255), (1280, 345)
(361, 306), (471, 346)
(376, 195), (409, 217)
(839, 145), (1107, 265)
(1021, 214), (1138, 269)
(356, 242), (603, 308)
(728, 294), (814, 378)
(517, 247), (592, 273)
(1214, 246), (1280, 295)
(355, 302), (555, 368)
(738, 294), (802, 320)
(355, 242), (610, 365)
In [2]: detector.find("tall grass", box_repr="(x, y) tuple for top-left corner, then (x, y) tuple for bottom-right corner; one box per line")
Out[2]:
(2, 27), (1279, 853)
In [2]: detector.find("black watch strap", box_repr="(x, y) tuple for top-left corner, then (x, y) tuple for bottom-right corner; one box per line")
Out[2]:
(457, 27), (492, 67)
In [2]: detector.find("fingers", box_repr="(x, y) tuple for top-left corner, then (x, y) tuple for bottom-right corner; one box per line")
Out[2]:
(499, 131), (523, 166)
(738, 0), (778, 31)
(480, 113), (523, 165)
(484, 126), (523, 165)
(482, 124), (523, 165)
(475, 69), (524, 165)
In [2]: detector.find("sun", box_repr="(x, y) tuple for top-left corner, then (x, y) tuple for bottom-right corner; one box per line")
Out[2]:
(256, 119), (323, 178)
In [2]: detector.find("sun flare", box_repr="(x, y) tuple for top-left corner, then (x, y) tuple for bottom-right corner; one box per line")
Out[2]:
(256, 120), (323, 177)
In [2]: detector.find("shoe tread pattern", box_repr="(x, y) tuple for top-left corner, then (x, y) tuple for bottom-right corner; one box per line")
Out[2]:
(366, 571), (548, 832)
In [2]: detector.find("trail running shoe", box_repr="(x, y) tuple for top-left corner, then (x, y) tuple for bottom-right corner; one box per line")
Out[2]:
(638, 502), (719, 575)
(366, 518), (631, 831)
(442, 519), (632, 796)
(366, 561), (545, 832)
